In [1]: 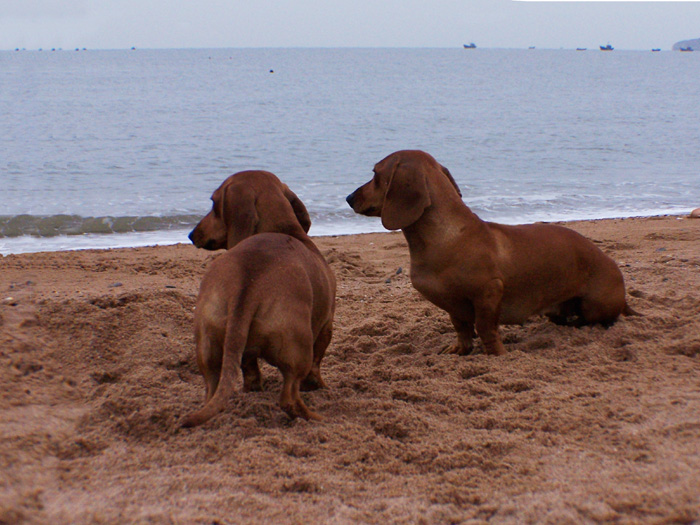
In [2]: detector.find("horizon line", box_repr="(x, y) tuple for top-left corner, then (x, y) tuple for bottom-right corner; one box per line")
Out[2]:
(2, 44), (684, 52)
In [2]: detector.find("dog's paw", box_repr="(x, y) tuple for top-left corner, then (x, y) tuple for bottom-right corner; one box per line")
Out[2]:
(439, 343), (476, 356)
(242, 380), (263, 393)
(300, 374), (327, 391)
(306, 411), (323, 421)
(482, 342), (507, 356)
(179, 414), (199, 428)
(281, 400), (323, 421)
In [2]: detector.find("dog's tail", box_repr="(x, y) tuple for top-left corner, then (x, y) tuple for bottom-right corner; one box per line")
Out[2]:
(181, 309), (251, 428)
(623, 302), (642, 317)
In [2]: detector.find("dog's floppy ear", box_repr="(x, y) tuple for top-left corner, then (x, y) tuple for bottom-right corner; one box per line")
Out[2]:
(381, 161), (431, 230)
(440, 164), (462, 197)
(282, 185), (311, 233)
(223, 183), (259, 249)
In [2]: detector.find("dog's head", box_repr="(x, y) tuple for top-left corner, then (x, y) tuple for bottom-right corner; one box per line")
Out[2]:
(346, 150), (461, 230)
(189, 170), (311, 250)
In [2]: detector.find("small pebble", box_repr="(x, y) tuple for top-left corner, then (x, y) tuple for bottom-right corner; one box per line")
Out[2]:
(108, 282), (123, 288)
(3, 297), (18, 306)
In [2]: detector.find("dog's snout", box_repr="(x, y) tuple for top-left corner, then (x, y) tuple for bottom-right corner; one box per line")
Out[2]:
(346, 191), (356, 208)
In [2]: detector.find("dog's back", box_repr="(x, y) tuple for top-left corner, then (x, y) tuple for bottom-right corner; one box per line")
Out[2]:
(487, 222), (626, 325)
(196, 233), (334, 353)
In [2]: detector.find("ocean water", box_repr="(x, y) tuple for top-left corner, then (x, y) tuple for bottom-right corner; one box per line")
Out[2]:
(1, 47), (699, 254)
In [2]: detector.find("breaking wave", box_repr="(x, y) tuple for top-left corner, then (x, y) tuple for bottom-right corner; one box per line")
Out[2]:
(0, 214), (202, 238)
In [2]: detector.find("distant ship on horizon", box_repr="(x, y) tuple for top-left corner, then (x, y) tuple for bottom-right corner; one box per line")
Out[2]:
(463, 43), (477, 49)
(673, 37), (700, 51)
(600, 44), (614, 51)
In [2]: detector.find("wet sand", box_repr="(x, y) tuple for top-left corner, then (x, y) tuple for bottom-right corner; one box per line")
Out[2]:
(1, 215), (699, 523)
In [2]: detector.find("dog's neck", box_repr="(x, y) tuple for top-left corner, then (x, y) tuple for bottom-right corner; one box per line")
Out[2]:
(268, 219), (321, 254)
(266, 219), (306, 240)
(402, 194), (485, 258)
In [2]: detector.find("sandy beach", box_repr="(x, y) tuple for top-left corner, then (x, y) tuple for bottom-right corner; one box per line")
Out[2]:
(1, 215), (699, 524)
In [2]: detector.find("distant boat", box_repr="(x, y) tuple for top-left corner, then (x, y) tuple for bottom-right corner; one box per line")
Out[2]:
(528, 46), (535, 50)
(576, 48), (587, 51)
(680, 47), (693, 52)
(463, 43), (477, 49)
(652, 49), (661, 52)
(600, 44), (614, 51)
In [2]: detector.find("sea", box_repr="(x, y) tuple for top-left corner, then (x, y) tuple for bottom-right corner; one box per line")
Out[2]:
(1, 47), (699, 255)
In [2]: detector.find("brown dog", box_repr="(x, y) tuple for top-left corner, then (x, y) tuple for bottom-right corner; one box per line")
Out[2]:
(347, 150), (634, 356)
(182, 171), (336, 427)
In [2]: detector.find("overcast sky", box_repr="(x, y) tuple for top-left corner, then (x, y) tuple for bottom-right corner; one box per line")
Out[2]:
(1, 0), (699, 51)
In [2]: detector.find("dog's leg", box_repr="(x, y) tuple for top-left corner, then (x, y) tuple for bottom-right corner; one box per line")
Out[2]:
(580, 297), (623, 327)
(241, 354), (263, 392)
(194, 326), (222, 402)
(578, 264), (627, 326)
(474, 280), (507, 356)
(280, 369), (321, 421)
(579, 286), (626, 327)
(440, 311), (476, 356)
(546, 298), (585, 327)
(301, 321), (332, 391)
(279, 333), (321, 420)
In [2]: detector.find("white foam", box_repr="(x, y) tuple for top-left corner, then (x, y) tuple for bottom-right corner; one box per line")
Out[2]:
(1, 208), (689, 255)
(0, 230), (190, 255)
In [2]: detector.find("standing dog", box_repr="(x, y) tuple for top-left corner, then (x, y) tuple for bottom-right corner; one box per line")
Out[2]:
(347, 150), (634, 357)
(182, 171), (336, 427)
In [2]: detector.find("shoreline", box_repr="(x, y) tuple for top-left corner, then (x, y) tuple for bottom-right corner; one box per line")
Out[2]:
(1, 210), (696, 256)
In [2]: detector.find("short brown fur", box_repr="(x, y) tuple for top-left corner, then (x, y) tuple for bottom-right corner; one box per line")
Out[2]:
(347, 150), (633, 356)
(182, 171), (335, 427)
